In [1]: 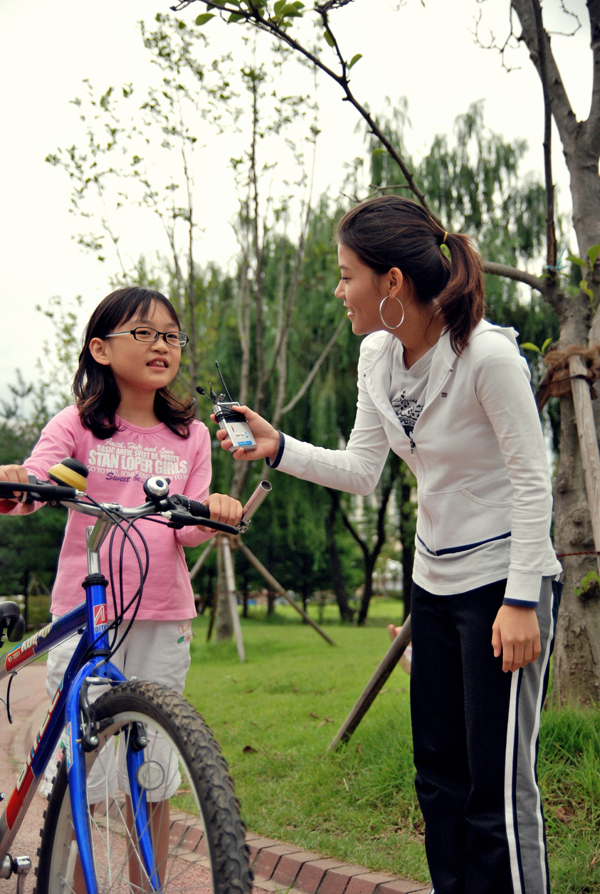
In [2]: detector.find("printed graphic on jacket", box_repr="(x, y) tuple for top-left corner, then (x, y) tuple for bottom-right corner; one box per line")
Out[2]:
(391, 390), (423, 438)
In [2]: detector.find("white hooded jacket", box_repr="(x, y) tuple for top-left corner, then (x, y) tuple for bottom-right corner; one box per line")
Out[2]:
(272, 320), (561, 605)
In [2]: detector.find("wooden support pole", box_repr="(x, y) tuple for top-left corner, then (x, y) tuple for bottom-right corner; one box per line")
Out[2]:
(189, 539), (216, 581)
(235, 538), (336, 646)
(328, 614), (411, 751)
(221, 535), (246, 663)
(569, 354), (600, 576)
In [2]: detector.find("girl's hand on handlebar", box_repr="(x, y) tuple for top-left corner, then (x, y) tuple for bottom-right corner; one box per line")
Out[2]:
(0, 465), (35, 515)
(198, 493), (243, 533)
(212, 406), (280, 462)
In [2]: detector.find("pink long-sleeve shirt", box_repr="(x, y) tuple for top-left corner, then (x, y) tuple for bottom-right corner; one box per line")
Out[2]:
(18, 405), (213, 620)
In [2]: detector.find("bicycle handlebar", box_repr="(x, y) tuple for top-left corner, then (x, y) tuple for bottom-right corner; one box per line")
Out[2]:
(0, 476), (271, 536)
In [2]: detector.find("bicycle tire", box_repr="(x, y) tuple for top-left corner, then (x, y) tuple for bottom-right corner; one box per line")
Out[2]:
(34, 680), (253, 894)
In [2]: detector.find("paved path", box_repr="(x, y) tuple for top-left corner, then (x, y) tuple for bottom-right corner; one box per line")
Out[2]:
(1, 665), (428, 894)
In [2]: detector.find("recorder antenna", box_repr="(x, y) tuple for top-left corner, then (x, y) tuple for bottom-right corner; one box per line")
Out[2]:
(215, 361), (234, 402)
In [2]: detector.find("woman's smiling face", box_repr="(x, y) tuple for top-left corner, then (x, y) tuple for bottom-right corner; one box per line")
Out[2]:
(335, 243), (389, 336)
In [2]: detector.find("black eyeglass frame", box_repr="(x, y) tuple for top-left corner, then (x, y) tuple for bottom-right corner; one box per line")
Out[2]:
(103, 327), (189, 348)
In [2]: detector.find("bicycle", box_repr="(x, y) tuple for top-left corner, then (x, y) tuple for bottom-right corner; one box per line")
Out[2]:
(0, 459), (271, 894)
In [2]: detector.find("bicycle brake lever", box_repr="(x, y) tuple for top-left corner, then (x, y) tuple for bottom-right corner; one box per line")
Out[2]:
(164, 509), (238, 535)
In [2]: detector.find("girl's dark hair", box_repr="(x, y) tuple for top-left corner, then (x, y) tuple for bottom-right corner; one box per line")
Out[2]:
(73, 287), (195, 440)
(336, 196), (484, 355)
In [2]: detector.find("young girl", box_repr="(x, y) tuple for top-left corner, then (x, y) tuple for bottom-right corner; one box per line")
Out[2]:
(0, 286), (241, 883)
(214, 197), (562, 894)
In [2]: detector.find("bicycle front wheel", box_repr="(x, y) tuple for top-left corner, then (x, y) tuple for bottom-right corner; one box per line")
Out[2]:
(35, 680), (252, 894)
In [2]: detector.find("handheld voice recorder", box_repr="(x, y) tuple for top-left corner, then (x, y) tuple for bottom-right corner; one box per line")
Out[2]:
(196, 363), (257, 453)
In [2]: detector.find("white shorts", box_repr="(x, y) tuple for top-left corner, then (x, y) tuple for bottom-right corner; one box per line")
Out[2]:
(44, 618), (193, 803)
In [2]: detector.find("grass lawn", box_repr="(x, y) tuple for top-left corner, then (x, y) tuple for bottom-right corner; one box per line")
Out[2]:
(184, 598), (600, 893)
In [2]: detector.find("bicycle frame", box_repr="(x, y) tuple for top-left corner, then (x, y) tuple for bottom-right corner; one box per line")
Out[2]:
(0, 476), (272, 892)
(0, 518), (157, 894)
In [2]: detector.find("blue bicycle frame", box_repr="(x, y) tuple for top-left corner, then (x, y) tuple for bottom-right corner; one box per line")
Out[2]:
(0, 518), (161, 894)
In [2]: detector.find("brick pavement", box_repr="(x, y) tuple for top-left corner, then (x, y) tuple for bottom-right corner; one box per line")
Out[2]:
(1, 664), (429, 894)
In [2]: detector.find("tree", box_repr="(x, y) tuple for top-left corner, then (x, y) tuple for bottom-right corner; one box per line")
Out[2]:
(46, 19), (364, 632)
(500, 2), (600, 706)
(0, 377), (66, 608)
(182, 0), (600, 703)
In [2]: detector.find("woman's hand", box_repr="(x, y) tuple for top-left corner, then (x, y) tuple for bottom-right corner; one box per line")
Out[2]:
(212, 406), (280, 462)
(198, 493), (243, 533)
(0, 465), (35, 515)
(491, 604), (541, 673)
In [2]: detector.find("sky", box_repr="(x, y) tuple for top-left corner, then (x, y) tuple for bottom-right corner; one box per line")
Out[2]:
(0, 0), (590, 408)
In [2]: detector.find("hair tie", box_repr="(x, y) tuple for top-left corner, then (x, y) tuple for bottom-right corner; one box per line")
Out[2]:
(440, 231), (451, 260)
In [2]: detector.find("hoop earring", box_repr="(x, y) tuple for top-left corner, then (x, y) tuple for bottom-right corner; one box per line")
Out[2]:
(379, 295), (405, 330)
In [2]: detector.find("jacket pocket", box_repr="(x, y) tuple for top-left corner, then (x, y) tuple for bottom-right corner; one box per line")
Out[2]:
(460, 478), (512, 508)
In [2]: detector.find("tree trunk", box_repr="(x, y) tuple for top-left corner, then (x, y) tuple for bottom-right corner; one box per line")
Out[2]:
(549, 139), (600, 705)
(214, 536), (233, 642)
(325, 492), (355, 623)
(399, 472), (415, 620)
(357, 556), (376, 626)
(510, 0), (600, 704)
(552, 390), (600, 704)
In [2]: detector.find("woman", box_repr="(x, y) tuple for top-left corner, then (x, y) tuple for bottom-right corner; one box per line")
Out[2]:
(216, 196), (562, 894)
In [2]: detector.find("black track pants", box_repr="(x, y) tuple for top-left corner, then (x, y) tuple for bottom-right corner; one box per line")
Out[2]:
(410, 577), (561, 894)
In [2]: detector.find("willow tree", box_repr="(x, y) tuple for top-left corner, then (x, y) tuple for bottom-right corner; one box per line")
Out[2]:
(179, 0), (600, 704)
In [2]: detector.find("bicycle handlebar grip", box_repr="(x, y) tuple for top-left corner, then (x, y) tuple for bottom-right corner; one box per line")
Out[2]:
(170, 494), (210, 519)
(0, 481), (78, 503)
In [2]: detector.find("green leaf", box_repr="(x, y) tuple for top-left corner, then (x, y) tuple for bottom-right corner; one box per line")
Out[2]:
(541, 337), (553, 354)
(440, 244), (451, 261)
(274, 0), (286, 12)
(520, 343), (540, 353)
(324, 30), (335, 47)
(347, 53), (363, 70)
(228, 12), (245, 22)
(586, 244), (600, 267)
(567, 254), (587, 268)
(195, 13), (216, 25)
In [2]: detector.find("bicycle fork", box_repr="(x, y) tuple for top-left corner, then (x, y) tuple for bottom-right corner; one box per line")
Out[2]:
(67, 521), (160, 894)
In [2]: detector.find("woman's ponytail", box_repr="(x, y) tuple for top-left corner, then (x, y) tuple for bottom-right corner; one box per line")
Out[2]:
(337, 196), (485, 355)
(436, 232), (485, 355)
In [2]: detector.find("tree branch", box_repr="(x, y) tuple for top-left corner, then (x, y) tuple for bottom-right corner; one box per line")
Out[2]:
(587, 0), (600, 152)
(184, 1), (440, 222)
(511, 0), (580, 156)
(483, 260), (547, 294)
(531, 0), (557, 273)
(280, 317), (347, 416)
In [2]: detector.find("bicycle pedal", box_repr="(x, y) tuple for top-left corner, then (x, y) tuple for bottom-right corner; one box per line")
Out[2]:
(13, 857), (31, 894)
(0, 855), (31, 884)
(12, 857), (31, 875)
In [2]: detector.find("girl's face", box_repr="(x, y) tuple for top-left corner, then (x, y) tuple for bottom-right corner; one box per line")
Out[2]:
(90, 301), (182, 395)
(335, 244), (392, 335)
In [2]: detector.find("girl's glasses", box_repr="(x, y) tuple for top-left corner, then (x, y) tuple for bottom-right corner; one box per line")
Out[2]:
(104, 327), (189, 348)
